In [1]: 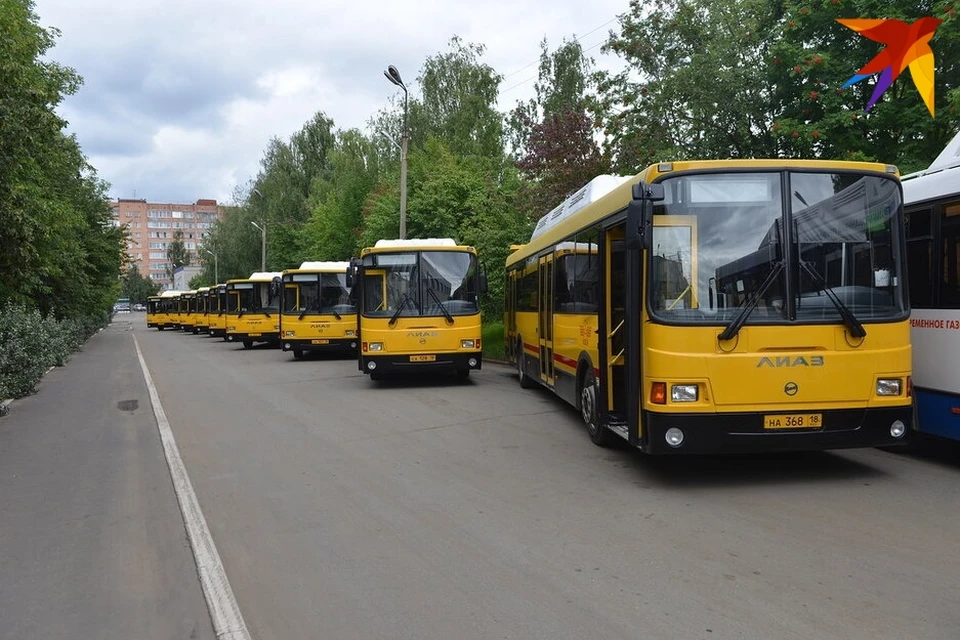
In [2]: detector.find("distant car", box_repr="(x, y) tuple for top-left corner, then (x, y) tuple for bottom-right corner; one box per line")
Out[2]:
(113, 303), (131, 313)
(133, 303), (146, 311)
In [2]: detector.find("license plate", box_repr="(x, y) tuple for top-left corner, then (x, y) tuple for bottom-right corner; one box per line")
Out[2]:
(248, 332), (262, 337)
(410, 355), (436, 362)
(311, 339), (329, 345)
(763, 413), (823, 429)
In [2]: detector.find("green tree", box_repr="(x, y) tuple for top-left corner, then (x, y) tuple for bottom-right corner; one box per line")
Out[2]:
(120, 263), (159, 304)
(1, 0), (123, 319)
(768, 0), (960, 172)
(165, 229), (190, 281)
(509, 38), (609, 221)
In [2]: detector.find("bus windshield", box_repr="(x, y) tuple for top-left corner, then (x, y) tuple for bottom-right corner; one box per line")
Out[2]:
(282, 273), (356, 315)
(226, 281), (281, 314)
(361, 250), (480, 318)
(649, 171), (906, 325)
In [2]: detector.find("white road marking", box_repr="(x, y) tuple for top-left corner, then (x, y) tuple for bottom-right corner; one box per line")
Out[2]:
(133, 335), (252, 640)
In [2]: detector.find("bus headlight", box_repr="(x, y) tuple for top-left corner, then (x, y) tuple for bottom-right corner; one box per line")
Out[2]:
(876, 378), (902, 396)
(227, 326), (236, 331)
(284, 331), (295, 337)
(671, 384), (699, 402)
(890, 420), (906, 438)
(460, 339), (476, 349)
(345, 330), (356, 337)
(368, 342), (384, 351)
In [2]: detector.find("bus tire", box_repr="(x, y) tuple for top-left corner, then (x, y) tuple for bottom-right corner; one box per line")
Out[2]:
(517, 340), (536, 389)
(369, 370), (383, 381)
(456, 367), (470, 380)
(158, 326), (164, 331)
(293, 350), (303, 359)
(242, 340), (253, 349)
(581, 370), (612, 447)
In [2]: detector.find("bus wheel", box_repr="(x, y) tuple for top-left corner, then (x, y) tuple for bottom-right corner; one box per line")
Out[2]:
(456, 367), (470, 380)
(581, 370), (612, 447)
(158, 326), (164, 331)
(293, 350), (303, 359)
(517, 341), (535, 389)
(369, 370), (383, 381)
(242, 340), (253, 349)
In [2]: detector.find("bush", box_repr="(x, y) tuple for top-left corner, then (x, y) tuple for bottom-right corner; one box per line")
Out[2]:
(0, 303), (108, 400)
(482, 321), (505, 361)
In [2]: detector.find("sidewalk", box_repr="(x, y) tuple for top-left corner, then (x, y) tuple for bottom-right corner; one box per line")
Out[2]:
(0, 320), (215, 640)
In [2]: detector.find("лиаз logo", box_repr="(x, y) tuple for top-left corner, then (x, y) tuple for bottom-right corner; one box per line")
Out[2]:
(837, 18), (942, 116)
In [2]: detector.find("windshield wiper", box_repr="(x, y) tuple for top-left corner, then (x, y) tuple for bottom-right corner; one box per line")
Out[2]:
(329, 308), (342, 320)
(388, 295), (412, 326)
(298, 308), (309, 320)
(237, 309), (245, 318)
(426, 288), (454, 324)
(797, 260), (866, 338)
(717, 261), (785, 341)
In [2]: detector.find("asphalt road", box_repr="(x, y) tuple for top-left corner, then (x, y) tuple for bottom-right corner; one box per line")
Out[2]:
(0, 320), (215, 640)
(4, 314), (959, 640)
(131, 317), (960, 640)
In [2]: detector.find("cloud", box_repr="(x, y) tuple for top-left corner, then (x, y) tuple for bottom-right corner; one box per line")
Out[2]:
(34, 0), (628, 203)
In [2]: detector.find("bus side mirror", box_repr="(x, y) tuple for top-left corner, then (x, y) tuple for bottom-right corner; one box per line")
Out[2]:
(345, 261), (357, 287)
(478, 272), (488, 294)
(627, 182), (663, 252)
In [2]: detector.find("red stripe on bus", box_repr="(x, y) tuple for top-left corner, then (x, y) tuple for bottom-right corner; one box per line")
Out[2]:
(523, 342), (539, 355)
(553, 353), (578, 370)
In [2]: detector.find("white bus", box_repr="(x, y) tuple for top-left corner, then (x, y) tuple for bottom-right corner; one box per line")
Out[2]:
(902, 131), (960, 442)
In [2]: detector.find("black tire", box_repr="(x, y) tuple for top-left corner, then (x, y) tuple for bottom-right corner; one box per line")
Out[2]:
(580, 369), (613, 447)
(456, 367), (470, 380)
(242, 340), (253, 349)
(158, 326), (165, 331)
(293, 350), (303, 360)
(369, 370), (383, 381)
(517, 340), (536, 389)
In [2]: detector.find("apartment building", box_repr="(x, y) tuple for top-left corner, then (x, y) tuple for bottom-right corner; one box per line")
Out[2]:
(111, 198), (223, 289)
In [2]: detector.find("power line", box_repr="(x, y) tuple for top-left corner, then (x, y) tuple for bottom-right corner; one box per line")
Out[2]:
(500, 34), (611, 95)
(499, 15), (621, 83)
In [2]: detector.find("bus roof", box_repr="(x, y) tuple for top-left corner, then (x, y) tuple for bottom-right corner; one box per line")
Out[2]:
(289, 261), (351, 272)
(902, 130), (960, 205)
(506, 158), (898, 268)
(373, 238), (457, 248)
(227, 271), (283, 284)
(159, 290), (184, 298)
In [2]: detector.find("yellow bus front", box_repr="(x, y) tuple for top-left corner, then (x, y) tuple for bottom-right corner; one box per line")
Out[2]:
(146, 296), (162, 328)
(636, 162), (911, 453)
(225, 272), (283, 348)
(207, 284), (228, 338)
(355, 241), (485, 379)
(194, 287), (211, 334)
(179, 291), (197, 333)
(280, 263), (358, 359)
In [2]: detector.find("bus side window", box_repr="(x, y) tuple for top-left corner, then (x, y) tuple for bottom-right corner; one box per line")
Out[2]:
(941, 201), (960, 308)
(906, 207), (935, 308)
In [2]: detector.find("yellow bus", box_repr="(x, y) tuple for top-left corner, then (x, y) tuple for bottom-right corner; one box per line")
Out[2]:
(225, 271), (284, 348)
(146, 295), (162, 328)
(154, 290), (182, 330)
(207, 284), (228, 339)
(280, 261), (358, 359)
(194, 286), (211, 335)
(348, 238), (487, 380)
(178, 290), (198, 333)
(504, 162), (912, 453)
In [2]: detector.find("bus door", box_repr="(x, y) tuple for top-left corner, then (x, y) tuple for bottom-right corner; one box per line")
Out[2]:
(604, 228), (628, 424)
(538, 254), (555, 386)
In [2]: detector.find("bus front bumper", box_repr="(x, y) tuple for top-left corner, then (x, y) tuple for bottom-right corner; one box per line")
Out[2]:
(361, 352), (482, 374)
(639, 406), (913, 455)
(226, 332), (279, 343)
(282, 338), (358, 353)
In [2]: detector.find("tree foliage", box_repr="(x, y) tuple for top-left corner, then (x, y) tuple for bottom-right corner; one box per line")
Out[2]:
(596, 0), (960, 172)
(164, 229), (190, 281)
(0, 0), (124, 320)
(120, 264), (159, 304)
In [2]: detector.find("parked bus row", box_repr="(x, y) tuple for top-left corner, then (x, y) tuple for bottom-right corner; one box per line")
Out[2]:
(146, 239), (488, 381)
(147, 141), (960, 455)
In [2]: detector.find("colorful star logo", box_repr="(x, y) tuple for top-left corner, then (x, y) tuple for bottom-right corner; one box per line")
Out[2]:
(837, 17), (942, 116)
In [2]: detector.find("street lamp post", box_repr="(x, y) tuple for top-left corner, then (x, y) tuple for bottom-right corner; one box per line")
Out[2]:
(250, 221), (266, 271)
(383, 64), (408, 240)
(249, 187), (266, 271)
(204, 249), (218, 284)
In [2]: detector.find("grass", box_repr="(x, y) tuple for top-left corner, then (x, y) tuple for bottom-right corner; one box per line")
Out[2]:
(482, 321), (506, 361)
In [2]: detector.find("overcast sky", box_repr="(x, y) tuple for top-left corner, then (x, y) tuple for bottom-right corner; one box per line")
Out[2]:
(33, 0), (630, 205)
